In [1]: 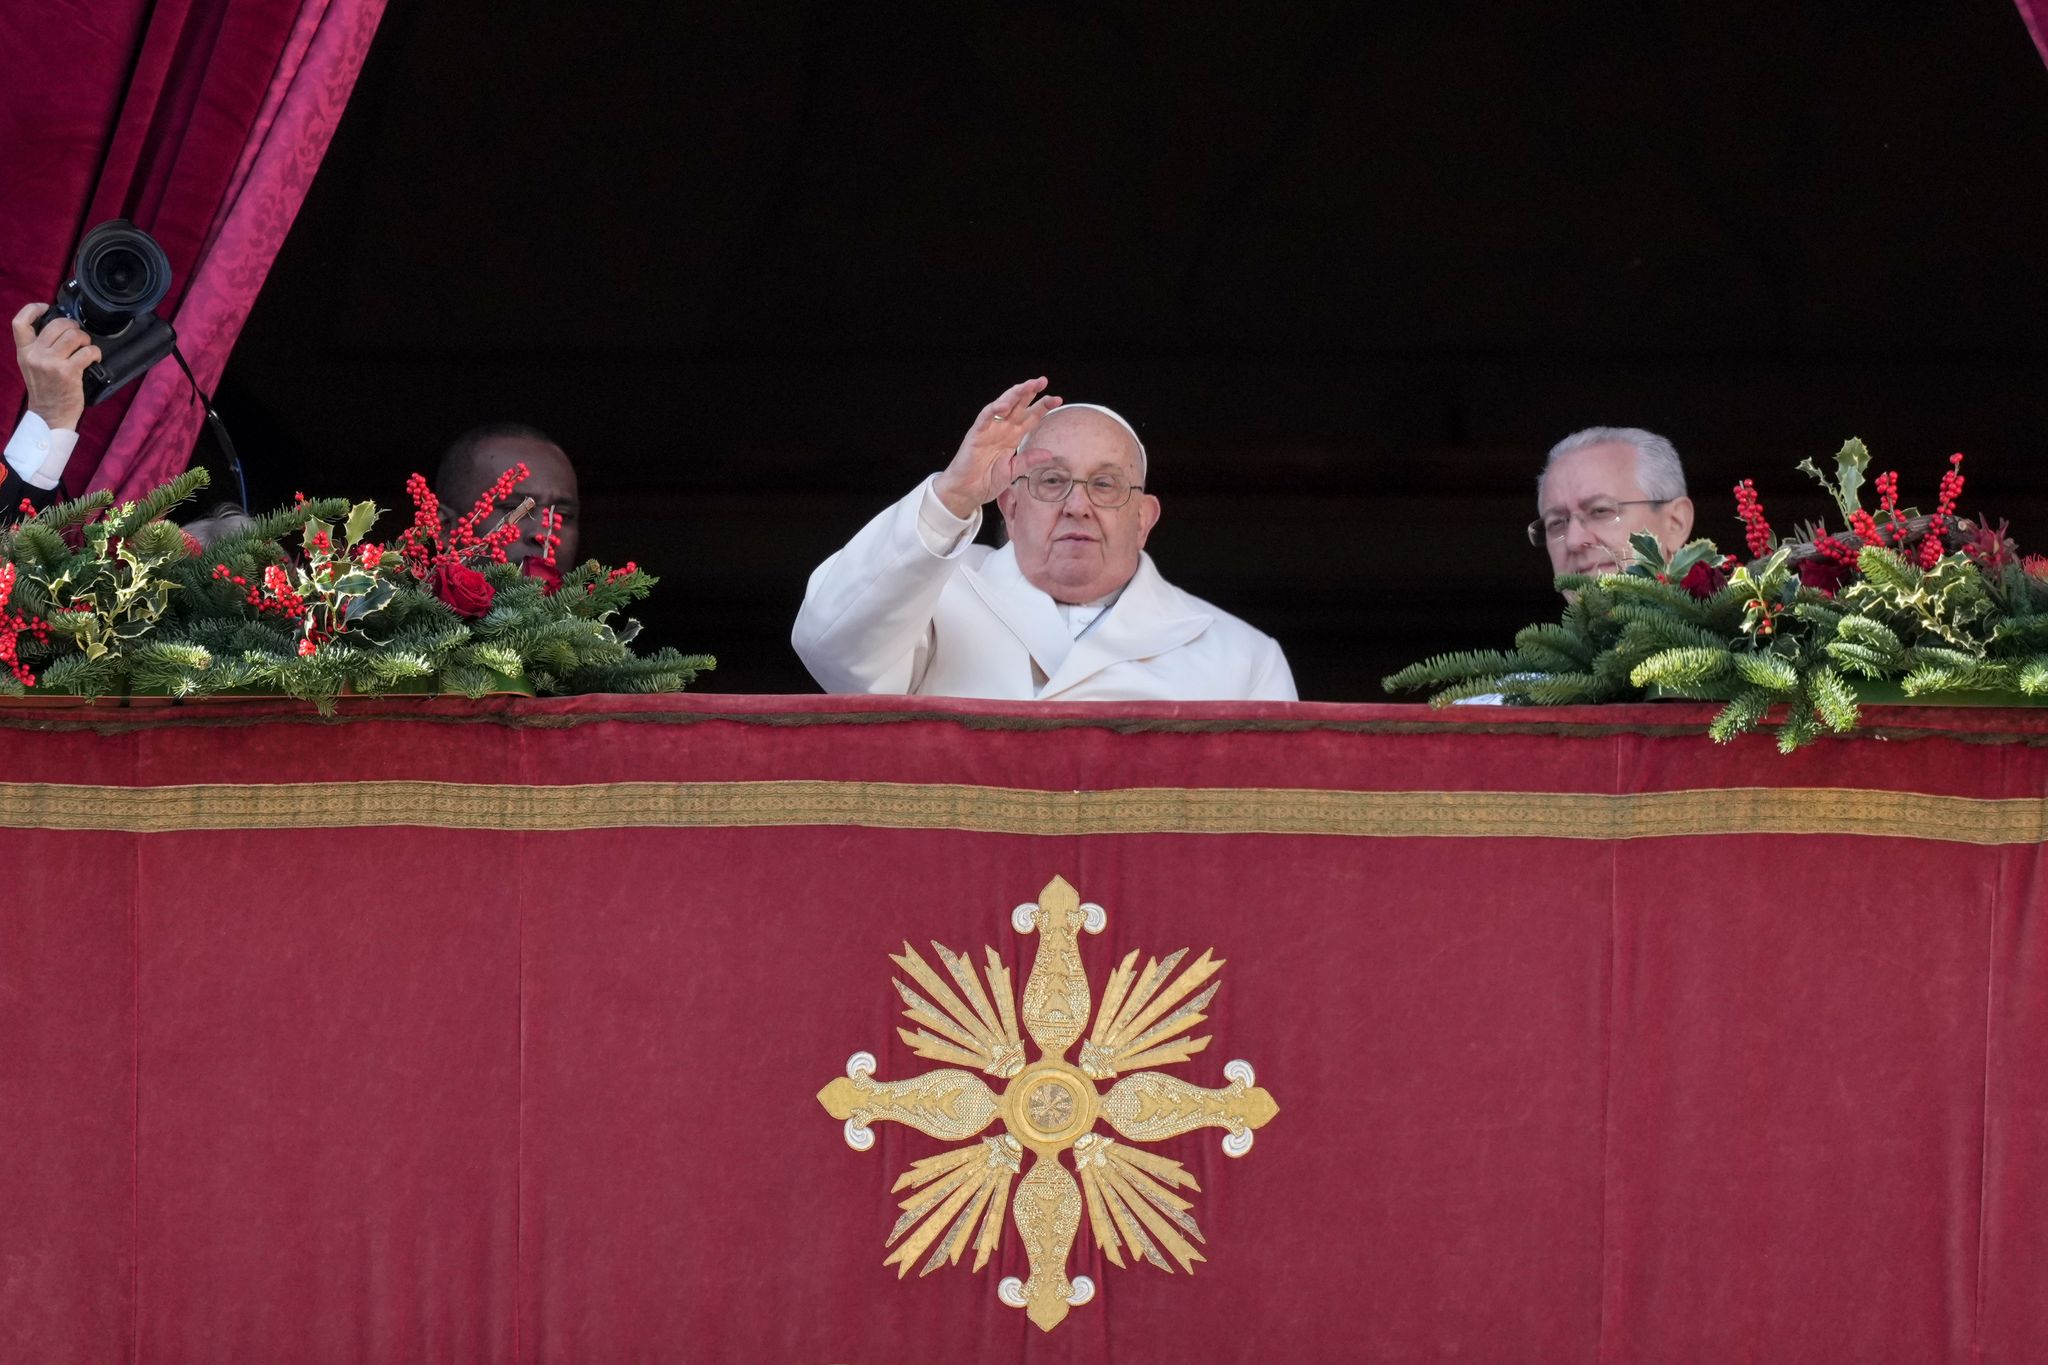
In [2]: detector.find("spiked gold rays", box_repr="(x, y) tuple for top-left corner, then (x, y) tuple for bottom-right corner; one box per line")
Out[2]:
(891, 941), (1026, 1078)
(1073, 1134), (1206, 1274)
(1080, 946), (1224, 1079)
(883, 1136), (1022, 1277)
(817, 876), (1279, 1332)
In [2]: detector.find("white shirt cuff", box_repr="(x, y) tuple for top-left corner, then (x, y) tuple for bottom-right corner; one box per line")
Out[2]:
(5, 411), (78, 490)
(914, 477), (980, 556)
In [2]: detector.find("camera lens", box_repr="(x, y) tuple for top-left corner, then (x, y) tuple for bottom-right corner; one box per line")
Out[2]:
(75, 220), (172, 324)
(93, 246), (151, 305)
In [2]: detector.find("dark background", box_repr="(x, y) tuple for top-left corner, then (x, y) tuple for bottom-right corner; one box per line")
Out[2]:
(218, 1), (2048, 697)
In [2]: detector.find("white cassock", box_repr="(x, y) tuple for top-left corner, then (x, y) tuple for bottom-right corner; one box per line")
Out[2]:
(793, 478), (1297, 701)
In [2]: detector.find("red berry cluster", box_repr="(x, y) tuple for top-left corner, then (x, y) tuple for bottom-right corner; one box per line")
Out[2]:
(586, 560), (640, 594)
(1813, 534), (1861, 567)
(1920, 453), (1965, 570)
(538, 507), (562, 565)
(355, 541), (385, 571)
(1747, 594), (1783, 636)
(0, 563), (52, 688)
(212, 561), (254, 603)
(1733, 480), (1774, 559)
(217, 560), (311, 625)
(398, 465), (530, 571)
(397, 473), (443, 575)
(16, 497), (33, 518)
(260, 565), (307, 619)
(448, 464), (531, 564)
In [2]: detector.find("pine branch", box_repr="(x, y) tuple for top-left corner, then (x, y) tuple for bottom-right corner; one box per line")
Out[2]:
(1630, 646), (1735, 690)
(109, 469), (210, 538)
(1708, 687), (1774, 743)
(1384, 650), (1524, 694)
(1733, 653), (1799, 692)
(29, 489), (115, 532)
(1807, 666), (1859, 732)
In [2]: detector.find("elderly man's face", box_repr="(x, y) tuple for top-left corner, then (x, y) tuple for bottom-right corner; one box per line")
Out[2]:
(442, 435), (581, 567)
(1536, 441), (1693, 579)
(997, 409), (1160, 604)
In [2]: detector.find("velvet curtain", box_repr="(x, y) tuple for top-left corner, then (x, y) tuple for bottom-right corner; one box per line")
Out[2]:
(5, 693), (2048, 1362)
(0, 0), (384, 500)
(2020, 0), (2048, 68)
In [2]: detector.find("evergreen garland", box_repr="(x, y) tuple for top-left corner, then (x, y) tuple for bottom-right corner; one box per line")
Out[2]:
(0, 468), (713, 704)
(1385, 440), (2048, 751)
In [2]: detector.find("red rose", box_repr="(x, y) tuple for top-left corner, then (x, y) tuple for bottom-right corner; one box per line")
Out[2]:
(522, 556), (563, 595)
(430, 560), (496, 618)
(1797, 554), (1853, 596)
(1679, 559), (1729, 599)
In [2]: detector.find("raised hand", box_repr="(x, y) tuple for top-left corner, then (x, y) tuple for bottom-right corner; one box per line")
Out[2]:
(12, 304), (101, 432)
(932, 377), (1062, 519)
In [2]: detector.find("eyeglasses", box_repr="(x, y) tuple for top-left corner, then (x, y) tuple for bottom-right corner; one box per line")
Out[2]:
(1010, 467), (1144, 509)
(1527, 499), (1669, 546)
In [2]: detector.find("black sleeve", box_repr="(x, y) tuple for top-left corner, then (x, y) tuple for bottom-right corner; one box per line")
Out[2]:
(2, 463), (60, 514)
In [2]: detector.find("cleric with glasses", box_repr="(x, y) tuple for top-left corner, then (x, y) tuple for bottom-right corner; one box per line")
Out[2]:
(793, 378), (1295, 701)
(1530, 426), (1695, 584)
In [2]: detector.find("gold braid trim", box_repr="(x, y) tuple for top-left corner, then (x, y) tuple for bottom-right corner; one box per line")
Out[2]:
(0, 779), (2042, 843)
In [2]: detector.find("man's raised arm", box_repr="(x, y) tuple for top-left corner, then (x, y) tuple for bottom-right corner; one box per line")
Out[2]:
(792, 378), (1061, 693)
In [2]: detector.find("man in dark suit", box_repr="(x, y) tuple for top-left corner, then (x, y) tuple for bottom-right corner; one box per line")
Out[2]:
(4, 302), (100, 512)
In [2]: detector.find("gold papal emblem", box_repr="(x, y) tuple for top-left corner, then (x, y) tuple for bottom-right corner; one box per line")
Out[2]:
(816, 876), (1279, 1332)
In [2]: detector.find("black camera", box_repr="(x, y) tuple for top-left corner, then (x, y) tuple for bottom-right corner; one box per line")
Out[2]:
(34, 219), (178, 406)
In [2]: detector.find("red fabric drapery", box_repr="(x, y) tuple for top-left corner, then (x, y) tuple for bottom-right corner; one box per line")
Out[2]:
(2019, 0), (2048, 68)
(3, 694), (2047, 1362)
(0, 0), (384, 498)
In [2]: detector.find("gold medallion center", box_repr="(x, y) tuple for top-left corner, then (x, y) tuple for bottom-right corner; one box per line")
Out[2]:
(1000, 1060), (1099, 1153)
(1027, 1080), (1074, 1128)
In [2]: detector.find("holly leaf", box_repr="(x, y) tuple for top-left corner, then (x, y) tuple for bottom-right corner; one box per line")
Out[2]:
(343, 501), (378, 549)
(343, 581), (397, 622)
(1832, 439), (1869, 519)
(1666, 539), (1724, 577)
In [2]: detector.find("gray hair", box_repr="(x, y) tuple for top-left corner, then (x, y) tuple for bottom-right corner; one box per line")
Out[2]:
(1541, 426), (1686, 503)
(1019, 403), (1148, 483)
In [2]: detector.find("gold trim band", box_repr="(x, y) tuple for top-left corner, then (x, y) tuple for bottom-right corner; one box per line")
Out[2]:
(0, 779), (2040, 843)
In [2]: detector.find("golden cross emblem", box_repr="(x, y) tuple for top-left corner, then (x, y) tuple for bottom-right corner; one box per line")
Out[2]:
(816, 875), (1279, 1332)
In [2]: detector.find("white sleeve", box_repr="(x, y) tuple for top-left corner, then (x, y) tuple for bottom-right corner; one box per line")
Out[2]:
(792, 477), (982, 694)
(1248, 637), (1299, 701)
(913, 480), (977, 554)
(5, 412), (79, 489)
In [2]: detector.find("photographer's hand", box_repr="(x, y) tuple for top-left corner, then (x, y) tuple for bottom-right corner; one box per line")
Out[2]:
(931, 376), (1062, 519)
(12, 304), (99, 432)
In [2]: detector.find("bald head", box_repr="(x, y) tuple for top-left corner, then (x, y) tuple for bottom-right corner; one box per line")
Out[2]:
(435, 423), (581, 567)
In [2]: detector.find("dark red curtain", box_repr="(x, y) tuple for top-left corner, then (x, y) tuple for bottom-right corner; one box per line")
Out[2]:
(2020, 0), (2048, 68)
(0, 0), (382, 497)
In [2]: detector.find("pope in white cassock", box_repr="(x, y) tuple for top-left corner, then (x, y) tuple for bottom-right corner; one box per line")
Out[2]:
(793, 378), (1296, 701)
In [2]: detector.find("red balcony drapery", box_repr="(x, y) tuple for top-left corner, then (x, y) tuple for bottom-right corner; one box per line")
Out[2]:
(2, 694), (2044, 1362)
